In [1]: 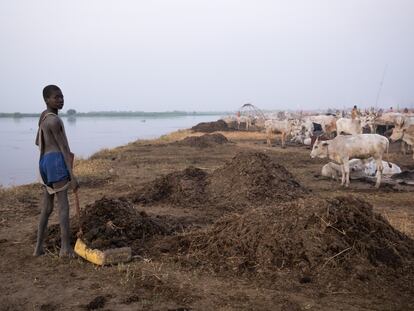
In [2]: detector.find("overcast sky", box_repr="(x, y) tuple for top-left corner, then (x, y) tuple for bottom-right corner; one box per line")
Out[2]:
(1, 0), (413, 113)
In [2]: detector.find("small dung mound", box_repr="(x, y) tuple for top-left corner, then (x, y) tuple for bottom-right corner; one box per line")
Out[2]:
(43, 197), (171, 252)
(191, 119), (229, 133)
(79, 197), (171, 250)
(175, 196), (414, 281)
(133, 167), (208, 208)
(209, 152), (308, 208)
(178, 133), (229, 148)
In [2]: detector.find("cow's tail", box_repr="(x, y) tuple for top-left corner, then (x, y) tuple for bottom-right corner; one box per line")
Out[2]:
(386, 139), (392, 168)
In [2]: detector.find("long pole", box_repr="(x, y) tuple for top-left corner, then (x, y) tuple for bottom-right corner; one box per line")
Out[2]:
(375, 64), (388, 108)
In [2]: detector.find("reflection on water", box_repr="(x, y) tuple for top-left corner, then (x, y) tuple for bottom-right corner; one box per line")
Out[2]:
(0, 115), (222, 187)
(67, 116), (77, 124)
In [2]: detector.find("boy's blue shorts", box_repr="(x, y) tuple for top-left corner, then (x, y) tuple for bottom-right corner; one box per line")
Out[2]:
(39, 152), (70, 186)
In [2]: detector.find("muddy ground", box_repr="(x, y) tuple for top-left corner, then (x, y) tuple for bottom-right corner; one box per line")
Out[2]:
(1, 128), (414, 311)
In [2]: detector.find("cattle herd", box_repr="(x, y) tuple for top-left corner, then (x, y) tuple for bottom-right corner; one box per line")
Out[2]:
(224, 109), (414, 188)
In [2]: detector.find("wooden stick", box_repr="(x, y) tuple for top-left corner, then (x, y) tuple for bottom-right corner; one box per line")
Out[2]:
(74, 189), (83, 237)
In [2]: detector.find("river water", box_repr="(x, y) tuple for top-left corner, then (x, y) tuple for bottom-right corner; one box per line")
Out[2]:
(0, 115), (222, 187)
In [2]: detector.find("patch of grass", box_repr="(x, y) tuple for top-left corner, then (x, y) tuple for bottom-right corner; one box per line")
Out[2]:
(0, 183), (41, 206)
(74, 158), (114, 187)
(157, 129), (199, 143)
(383, 211), (414, 238)
(118, 260), (198, 305)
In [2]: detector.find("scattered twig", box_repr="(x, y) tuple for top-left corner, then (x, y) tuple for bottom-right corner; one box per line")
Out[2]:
(321, 247), (353, 270)
(45, 248), (59, 258)
(318, 215), (346, 235)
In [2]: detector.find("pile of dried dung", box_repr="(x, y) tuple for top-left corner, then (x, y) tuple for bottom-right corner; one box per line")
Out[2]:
(208, 152), (308, 208)
(133, 152), (307, 211)
(175, 196), (414, 282)
(133, 167), (209, 208)
(44, 197), (171, 252)
(191, 120), (229, 133)
(79, 197), (171, 250)
(177, 133), (229, 148)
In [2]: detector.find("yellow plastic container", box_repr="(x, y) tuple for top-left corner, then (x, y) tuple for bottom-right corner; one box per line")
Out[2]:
(74, 238), (132, 266)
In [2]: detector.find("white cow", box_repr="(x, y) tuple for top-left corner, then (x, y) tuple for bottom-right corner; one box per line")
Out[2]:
(390, 124), (414, 159)
(322, 158), (401, 180)
(237, 115), (253, 130)
(363, 160), (401, 176)
(376, 112), (406, 125)
(306, 115), (337, 136)
(321, 159), (363, 180)
(336, 118), (363, 135)
(310, 134), (390, 188)
(395, 115), (414, 128)
(265, 119), (294, 148)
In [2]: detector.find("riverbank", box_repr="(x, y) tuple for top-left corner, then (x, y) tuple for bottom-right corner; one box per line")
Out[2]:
(1, 127), (413, 310)
(0, 114), (224, 186)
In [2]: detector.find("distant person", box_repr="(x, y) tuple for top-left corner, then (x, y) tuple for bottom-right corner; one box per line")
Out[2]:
(403, 107), (409, 114)
(351, 105), (359, 119)
(33, 85), (79, 257)
(388, 107), (394, 112)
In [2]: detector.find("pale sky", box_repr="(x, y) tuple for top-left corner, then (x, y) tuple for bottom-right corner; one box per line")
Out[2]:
(1, 0), (413, 113)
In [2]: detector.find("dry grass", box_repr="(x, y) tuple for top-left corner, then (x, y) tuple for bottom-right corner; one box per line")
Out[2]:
(74, 158), (114, 187)
(0, 183), (41, 206)
(157, 129), (200, 143)
(151, 129), (268, 144)
(214, 130), (268, 141)
(118, 260), (198, 305)
(383, 211), (414, 238)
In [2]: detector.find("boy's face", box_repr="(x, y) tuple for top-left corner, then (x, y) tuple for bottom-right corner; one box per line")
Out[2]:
(46, 89), (64, 110)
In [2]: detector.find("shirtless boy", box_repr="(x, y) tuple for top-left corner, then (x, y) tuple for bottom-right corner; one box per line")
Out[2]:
(33, 85), (79, 257)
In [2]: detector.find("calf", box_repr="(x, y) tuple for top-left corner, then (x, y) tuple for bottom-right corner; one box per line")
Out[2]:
(310, 134), (390, 188)
(322, 158), (401, 180)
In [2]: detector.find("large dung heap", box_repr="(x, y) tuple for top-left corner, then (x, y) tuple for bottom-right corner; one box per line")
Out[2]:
(175, 196), (414, 286)
(177, 133), (229, 148)
(133, 167), (209, 208)
(208, 152), (308, 208)
(191, 119), (230, 132)
(133, 152), (307, 210)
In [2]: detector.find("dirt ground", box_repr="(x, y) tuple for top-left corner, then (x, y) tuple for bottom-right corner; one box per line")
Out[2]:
(1, 127), (414, 311)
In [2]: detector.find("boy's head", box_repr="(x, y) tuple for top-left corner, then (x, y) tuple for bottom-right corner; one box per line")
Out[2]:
(43, 85), (64, 110)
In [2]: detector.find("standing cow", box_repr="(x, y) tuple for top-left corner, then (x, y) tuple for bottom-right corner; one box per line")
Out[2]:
(265, 119), (294, 148)
(310, 134), (390, 188)
(336, 118), (363, 135)
(237, 115), (253, 130)
(306, 115), (337, 137)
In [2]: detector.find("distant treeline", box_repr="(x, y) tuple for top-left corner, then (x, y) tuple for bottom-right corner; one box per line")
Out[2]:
(0, 110), (229, 118)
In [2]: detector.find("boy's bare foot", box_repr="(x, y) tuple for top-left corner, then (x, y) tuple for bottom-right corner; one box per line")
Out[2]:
(59, 248), (76, 258)
(33, 248), (45, 256)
